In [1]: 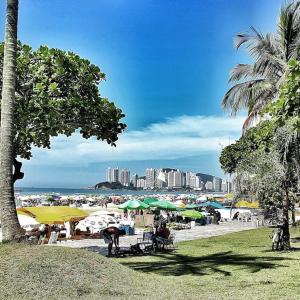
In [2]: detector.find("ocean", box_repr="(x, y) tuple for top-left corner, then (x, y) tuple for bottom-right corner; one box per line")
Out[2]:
(15, 187), (200, 196)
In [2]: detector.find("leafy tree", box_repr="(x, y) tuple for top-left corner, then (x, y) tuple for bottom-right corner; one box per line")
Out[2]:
(222, 1), (300, 129)
(220, 119), (298, 249)
(219, 121), (274, 174)
(0, 43), (126, 183)
(0, 0), (23, 241)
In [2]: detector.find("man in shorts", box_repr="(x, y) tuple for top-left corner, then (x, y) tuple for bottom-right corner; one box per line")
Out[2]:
(101, 226), (126, 257)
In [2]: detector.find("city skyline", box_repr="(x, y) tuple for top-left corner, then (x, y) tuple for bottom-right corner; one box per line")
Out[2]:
(105, 167), (231, 192)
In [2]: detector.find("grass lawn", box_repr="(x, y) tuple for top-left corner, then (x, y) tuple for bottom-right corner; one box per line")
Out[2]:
(1, 227), (300, 299)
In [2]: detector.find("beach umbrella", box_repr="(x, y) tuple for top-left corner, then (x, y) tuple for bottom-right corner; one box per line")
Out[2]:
(198, 201), (224, 209)
(180, 210), (204, 219)
(118, 199), (149, 210)
(17, 206), (88, 224)
(149, 200), (177, 211)
(175, 200), (186, 209)
(90, 210), (112, 216)
(235, 200), (259, 208)
(143, 197), (159, 205)
(17, 213), (39, 228)
(197, 196), (208, 202)
(185, 204), (198, 209)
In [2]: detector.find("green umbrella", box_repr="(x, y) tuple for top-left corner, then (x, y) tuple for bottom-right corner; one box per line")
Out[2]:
(149, 200), (177, 211)
(185, 204), (198, 209)
(143, 197), (159, 205)
(118, 199), (149, 210)
(181, 210), (204, 219)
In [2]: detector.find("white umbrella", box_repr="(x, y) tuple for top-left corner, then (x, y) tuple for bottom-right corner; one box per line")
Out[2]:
(90, 210), (111, 216)
(17, 214), (39, 230)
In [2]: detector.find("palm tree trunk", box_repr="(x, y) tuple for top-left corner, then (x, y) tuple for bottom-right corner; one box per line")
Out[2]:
(0, 0), (23, 241)
(282, 186), (290, 250)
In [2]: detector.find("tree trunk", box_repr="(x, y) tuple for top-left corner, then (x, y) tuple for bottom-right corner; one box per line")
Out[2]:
(282, 186), (290, 250)
(0, 0), (23, 241)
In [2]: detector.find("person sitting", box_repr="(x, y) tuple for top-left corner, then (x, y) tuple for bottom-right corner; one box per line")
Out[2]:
(100, 226), (126, 257)
(214, 211), (221, 224)
(154, 223), (170, 251)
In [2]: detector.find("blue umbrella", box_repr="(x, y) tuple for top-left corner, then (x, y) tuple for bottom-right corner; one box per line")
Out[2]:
(198, 201), (223, 209)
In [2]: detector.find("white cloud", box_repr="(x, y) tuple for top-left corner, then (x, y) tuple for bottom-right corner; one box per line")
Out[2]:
(26, 115), (245, 166)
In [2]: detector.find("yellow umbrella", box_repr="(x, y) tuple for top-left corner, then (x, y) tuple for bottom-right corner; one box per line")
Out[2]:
(17, 206), (88, 224)
(235, 200), (260, 208)
(175, 200), (186, 209)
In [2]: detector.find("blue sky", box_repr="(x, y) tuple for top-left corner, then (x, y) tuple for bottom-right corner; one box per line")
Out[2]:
(0, 0), (282, 187)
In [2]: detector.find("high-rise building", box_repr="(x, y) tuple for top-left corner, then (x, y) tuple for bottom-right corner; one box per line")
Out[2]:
(119, 169), (130, 186)
(213, 177), (222, 192)
(106, 167), (119, 183)
(155, 169), (166, 188)
(205, 181), (213, 191)
(222, 180), (232, 193)
(167, 169), (184, 188)
(146, 168), (156, 189)
(222, 180), (228, 193)
(131, 174), (138, 188)
(137, 178), (147, 189)
(185, 172), (193, 187)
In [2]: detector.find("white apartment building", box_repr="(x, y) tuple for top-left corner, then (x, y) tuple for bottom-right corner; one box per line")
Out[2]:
(222, 180), (232, 193)
(213, 177), (222, 192)
(205, 181), (213, 190)
(167, 169), (183, 188)
(185, 172), (193, 187)
(155, 169), (166, 188)
(131, 174), (138, 188)
(119, 169), (130, 186)
(137, 178), (147, 189)
(146, 168), (156, 189)
(106, 167), (119, 183)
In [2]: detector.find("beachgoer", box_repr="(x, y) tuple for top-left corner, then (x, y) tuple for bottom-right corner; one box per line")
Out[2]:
(157, 223), (170, 239)
(215, 211), (221, 224)
(101, 226), (126, 257)
(129, 210), (135, 221)
(124, 208), (128, 219)
(232, 211), (239, 220)
(153, 223), (170, 250)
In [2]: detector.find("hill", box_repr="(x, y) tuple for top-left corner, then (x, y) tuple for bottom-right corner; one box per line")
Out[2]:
(94, 181), (126, 189)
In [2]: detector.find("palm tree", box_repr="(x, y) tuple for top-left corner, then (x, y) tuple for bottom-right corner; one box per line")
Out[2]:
(0, 0), (23, 241)
(222, 1), (300, 129)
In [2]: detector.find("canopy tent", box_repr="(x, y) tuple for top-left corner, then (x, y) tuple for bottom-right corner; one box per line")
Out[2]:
(198, 201), (224, 209)
(118, 199), (149, 210)
(143, 197), (159, 205)
(17, 206), (88, 224)
(180, 210), (204, 219)
(149, 200), (177, 211)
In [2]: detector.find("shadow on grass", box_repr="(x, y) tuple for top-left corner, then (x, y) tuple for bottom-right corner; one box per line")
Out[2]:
(84, 246), (107, 256)
(120, 251), (294, 277)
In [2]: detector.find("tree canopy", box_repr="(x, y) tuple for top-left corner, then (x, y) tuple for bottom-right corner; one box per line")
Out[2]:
(0, 43), (126, 180)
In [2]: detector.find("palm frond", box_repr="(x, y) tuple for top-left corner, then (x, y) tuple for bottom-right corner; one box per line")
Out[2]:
(222, 79), (271, 115)
(277, 1), (300, 60)
(229, 64), (255, 83)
